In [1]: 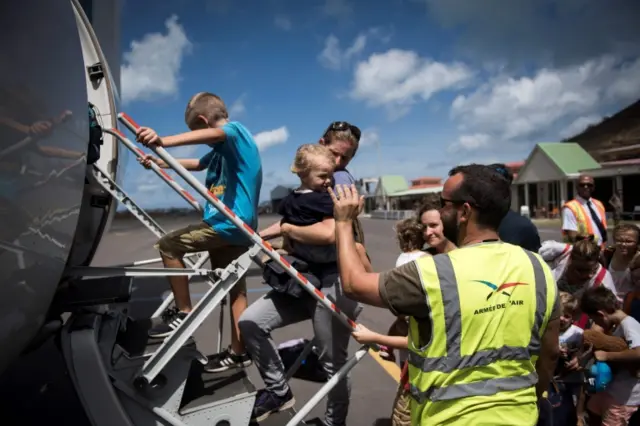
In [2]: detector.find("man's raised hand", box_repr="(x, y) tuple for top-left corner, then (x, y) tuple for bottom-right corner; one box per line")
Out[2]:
(328, 184), (364, 222)
(135, 126), (163, 147)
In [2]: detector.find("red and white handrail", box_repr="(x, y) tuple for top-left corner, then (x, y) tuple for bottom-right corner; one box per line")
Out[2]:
(104, 128), (201, 212)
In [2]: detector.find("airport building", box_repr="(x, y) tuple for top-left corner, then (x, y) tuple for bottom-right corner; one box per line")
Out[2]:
(514, 99), (640, 219)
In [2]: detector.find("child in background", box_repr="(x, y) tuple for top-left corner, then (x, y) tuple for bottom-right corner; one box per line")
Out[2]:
(559, 292), (584, 353)
(349, 219), (426, 426)
(581, 286), (640, 425)
(394, 218), (428, 267)
(376, 218), (426, 362)
(549, 292), (584, 425)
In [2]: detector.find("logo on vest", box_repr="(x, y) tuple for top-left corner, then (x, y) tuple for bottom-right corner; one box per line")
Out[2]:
(471, 280), (527, 315)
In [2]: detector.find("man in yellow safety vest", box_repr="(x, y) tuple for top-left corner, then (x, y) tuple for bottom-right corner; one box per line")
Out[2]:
(329, 164), (561, 426)
(562, 174), (608, 246)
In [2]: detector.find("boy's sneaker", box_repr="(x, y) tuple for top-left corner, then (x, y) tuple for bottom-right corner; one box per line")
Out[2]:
(251, 388), (295, 422)
(204, 346), (252, 373)
(148, 307), (188, 339)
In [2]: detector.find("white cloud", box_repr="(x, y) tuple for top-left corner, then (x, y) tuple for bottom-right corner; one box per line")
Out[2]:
(274, 15), (292, 31)
(121, 15), (192, 105)
(350, 49), (474, 118)
(229, 94), (246, 116)
(559, 115), (602, 139)
(318, 28), (393, 71)
(359, 128), (380, 147)
(450, 55), (640, 147)
(318, 34), (363, 70)
(254, 126), (289, 151)
(448, 133), (491, 152)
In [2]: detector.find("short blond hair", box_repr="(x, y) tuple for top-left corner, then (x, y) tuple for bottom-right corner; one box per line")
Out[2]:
(559, 291), (578, 316)
(184, 92), (228, 127)
(290, 144), (335, 175)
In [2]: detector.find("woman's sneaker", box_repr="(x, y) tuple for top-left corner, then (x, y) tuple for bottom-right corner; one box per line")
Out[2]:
(251, 389), (295, 422)
(204, 347), (252, 373)
(148, 307), (188, 338)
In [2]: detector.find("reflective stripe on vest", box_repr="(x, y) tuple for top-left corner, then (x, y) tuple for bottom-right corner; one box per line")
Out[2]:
(408, 249), (549, 404)
(410, 371), (539, 403)
(562, 199), (607, 244)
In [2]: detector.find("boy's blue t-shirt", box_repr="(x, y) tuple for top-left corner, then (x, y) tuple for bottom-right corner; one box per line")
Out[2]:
(198, 121), (262, 245)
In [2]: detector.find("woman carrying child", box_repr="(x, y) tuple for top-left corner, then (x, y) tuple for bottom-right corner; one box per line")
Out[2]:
(238, 143), (363, 425)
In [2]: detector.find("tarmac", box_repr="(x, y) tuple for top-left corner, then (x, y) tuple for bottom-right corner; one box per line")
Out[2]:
(0, 214), (563, 426)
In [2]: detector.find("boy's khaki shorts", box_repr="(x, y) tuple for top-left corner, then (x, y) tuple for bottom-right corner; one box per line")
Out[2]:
(155, 222), (248, 294)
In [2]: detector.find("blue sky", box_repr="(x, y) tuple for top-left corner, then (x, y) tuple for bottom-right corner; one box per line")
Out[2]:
(117, 0), (640, 209)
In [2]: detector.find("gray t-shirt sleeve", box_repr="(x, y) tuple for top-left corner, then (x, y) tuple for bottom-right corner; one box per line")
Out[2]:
(333, 170), (355, 186)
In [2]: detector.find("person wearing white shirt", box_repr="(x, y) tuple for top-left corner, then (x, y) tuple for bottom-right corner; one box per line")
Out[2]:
(603, 224), (640, 298)
(562, 175), (608, 246)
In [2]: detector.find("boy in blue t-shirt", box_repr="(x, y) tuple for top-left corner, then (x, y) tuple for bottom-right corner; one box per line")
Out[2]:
(136, 92), (262, 372)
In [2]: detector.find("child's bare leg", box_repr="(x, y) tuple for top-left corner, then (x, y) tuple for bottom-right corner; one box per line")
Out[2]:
(149, 223), (218, 338)
(204, 245), (253, 372)
(155, 224), (220, 314)
(160, 254), (192, 312)
(229, 281), (247, 354)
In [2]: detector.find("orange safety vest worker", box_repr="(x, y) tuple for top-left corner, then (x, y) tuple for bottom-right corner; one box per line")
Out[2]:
(561, 198), (607, 246)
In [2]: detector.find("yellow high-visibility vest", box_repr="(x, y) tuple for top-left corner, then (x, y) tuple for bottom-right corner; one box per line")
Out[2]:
(562, 198), (607, 245)
(407, 242), (557, 426)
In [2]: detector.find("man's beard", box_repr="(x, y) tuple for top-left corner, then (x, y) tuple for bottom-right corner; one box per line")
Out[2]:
(442, 214), (460, 246)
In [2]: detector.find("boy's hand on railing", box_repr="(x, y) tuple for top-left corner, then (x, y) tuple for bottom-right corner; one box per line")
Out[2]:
(136, 126), (163, 147)
(137, 154), (159, 169)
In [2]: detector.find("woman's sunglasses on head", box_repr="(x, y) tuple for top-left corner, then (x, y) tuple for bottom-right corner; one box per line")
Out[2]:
(323, 121), (362, 142)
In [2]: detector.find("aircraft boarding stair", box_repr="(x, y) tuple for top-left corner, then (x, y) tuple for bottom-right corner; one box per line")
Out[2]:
(57, 112), (374, 426)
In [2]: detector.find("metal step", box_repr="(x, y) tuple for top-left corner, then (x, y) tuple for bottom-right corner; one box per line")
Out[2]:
(63, 309), (257, 426)
(249, 408), (298, 426)
(114, 317), (196, 360)
(180, 361), (256, 417)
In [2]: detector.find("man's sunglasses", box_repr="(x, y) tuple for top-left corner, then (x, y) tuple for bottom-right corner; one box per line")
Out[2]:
(440, 196), (475, 208)
(323, 121), (362, 142)
(578, 183), (594, 188)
